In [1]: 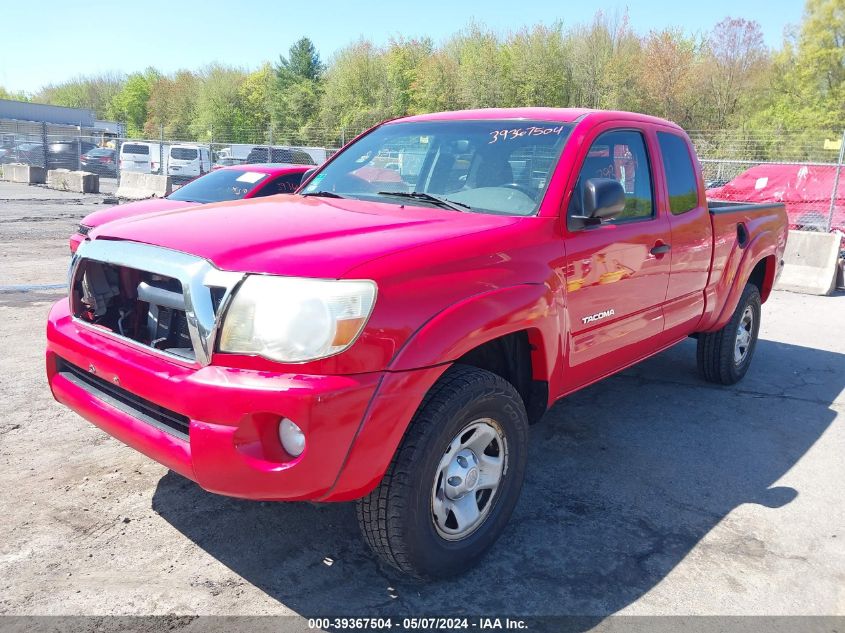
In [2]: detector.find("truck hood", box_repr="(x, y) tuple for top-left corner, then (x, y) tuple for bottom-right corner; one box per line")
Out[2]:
(89, 195), (521, 278)
(82, 198), (201, 229)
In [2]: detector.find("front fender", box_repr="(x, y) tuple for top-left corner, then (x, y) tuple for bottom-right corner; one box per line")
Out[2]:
(388, 283), (560, 376)
(321, 283), (562, 501)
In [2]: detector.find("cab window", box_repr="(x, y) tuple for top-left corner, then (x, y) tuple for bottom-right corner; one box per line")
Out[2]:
(570, 130), (654, 223)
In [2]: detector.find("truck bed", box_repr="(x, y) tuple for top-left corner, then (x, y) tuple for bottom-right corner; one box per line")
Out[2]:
(707, 199), (788, 215)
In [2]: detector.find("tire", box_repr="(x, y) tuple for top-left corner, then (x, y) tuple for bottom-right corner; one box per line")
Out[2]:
(356, 364), (529, 579)
(697, 283), (762, 385)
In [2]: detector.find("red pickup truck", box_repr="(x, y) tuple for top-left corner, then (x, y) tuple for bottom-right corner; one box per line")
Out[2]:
(47, 108), (787, 579)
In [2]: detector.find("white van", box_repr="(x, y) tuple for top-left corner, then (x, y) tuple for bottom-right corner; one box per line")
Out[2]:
(167, 144), (211, 181)
(119, 142), (164, 174)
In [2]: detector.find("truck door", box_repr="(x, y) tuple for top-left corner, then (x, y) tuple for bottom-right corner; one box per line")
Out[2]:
(562, 127), (671, 389)
(655, 130), (713, 336)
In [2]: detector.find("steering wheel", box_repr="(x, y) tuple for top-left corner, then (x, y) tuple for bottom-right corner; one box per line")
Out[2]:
(501, 183), (537, 199)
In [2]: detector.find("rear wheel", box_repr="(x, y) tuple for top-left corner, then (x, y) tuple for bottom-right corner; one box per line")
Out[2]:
(697, 283), (762, 385)
(356, 365), (528, 579)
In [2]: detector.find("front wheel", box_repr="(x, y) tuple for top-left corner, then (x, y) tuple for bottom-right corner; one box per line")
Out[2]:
(697, 283), (762, 385)
(356, 365), (528, 579)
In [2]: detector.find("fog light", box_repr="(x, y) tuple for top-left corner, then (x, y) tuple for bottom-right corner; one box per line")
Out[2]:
(279, 418), (305, 457)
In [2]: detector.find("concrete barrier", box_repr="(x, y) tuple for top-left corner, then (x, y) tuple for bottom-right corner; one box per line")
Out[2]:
(116, 172), (172, 200)
(0, 163), (47, 184)
(46, 169), (99, 193)
(774, 230), (840, 296)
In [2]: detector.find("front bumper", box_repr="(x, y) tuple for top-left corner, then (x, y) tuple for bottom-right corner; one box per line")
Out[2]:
(46, 299), (409, 501)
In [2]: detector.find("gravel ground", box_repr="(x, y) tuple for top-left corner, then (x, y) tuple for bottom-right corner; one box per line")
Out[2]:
(0, 181), (843, 621)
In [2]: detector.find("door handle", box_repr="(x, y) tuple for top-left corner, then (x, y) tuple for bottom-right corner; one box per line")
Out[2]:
(650, 243), (671, 255)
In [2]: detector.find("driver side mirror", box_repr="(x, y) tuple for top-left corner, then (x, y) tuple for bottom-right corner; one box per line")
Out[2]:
(571, 178), (626, 229)
(297, 167), (317, 192)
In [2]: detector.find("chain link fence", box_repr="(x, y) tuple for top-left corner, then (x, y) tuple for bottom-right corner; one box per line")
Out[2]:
(0, 121), (361, 191)
(2, 121), (843, 236)
(690, 129), (845, 235)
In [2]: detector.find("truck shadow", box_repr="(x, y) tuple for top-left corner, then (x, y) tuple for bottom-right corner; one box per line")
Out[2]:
(151, 337), (843, 620)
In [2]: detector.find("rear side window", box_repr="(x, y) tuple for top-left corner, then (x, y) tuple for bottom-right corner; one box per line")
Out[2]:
(122, 144), (149, 155)
(657, 132), (699, 215)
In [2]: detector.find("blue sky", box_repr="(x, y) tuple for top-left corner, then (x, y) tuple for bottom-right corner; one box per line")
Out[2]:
(0, 0), (804, 93)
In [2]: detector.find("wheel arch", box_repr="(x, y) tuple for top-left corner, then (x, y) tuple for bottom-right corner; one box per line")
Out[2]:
(454, 330), (549, 424)
(747, 254), (777, 303)
(701, 239), (779, 333)
(388, 283), (559, 422)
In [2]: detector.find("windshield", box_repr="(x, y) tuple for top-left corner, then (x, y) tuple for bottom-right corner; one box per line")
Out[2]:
(302, 120), (573, 216)
(168, 169), (268, 203)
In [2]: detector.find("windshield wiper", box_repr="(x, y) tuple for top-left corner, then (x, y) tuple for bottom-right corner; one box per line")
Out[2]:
(301, 190), (346, 199)
(376, 191), (471, 212)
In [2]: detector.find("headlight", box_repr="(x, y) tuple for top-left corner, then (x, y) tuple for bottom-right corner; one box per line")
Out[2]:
(219, 276), (376, 362)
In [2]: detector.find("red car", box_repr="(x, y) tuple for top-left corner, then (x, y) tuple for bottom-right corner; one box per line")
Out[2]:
(48, 108), (787, 579)
(69, 164), (311, 252)
(707, 162), (845, 233)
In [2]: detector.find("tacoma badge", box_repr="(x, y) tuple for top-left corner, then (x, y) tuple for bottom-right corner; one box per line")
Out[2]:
(582, 309), (615, 324)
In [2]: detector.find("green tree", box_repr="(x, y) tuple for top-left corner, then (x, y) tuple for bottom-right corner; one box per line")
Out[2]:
(110, 68), (159, 136)
(384, 37), (433, 116)
(189, 64), (249, 142)
(36, 73), (123, 119)
(278, 37), (324, 84)
(502, 23), (571, 107)
(0, 86), (30, 101)
(704, 18), (770, 129)
(636, 29), (705, 127)
(757, 0), (845, 130)
(446, 23), (508, 108)
(274, 37), (325, 142)
(319, 39), (390, 134)
(144, 70), (199, 139)
(239, 64), (274, 141)
(411, 52), (461, 113)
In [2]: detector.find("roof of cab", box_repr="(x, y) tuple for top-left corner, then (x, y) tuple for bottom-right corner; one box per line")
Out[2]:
(391, 107), (684, 131)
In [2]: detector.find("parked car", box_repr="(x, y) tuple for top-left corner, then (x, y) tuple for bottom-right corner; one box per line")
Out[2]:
(45, 141), (97, 170)
(245, 145), (316, 165)
(80, 148), (117, 176)
(707, 162), (845, 236)
(49, 108), (787, 579)
(69, 164), (311, 252)
(215, 144), (254, 163)
(167, 144), (211, 182)
(1, 142), (43, 165)
(119, 142), (165, 174)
